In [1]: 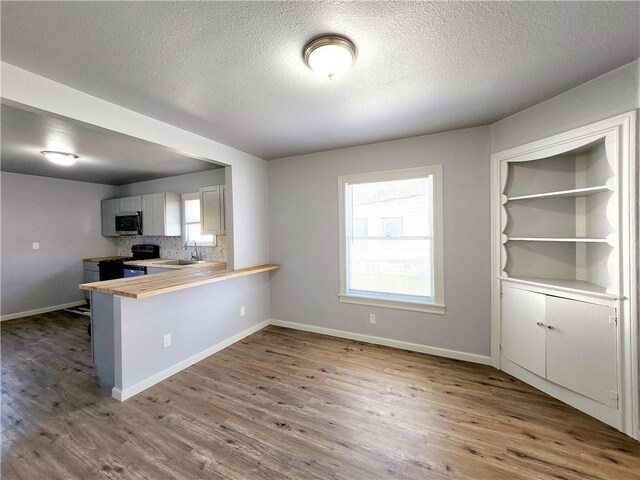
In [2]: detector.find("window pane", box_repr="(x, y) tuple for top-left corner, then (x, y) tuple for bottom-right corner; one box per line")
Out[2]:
(349, 238), (432, 297)
(351, 177), (432, 237)
(185, 223), (214, 245)
(354, 218), (368, 237)
(185, 199), (200, 223)
(347, 176), (433, 299)
(383, 217), (402, 237)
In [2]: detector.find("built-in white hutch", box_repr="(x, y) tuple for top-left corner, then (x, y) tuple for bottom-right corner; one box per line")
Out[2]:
(491, 112), (637, 438)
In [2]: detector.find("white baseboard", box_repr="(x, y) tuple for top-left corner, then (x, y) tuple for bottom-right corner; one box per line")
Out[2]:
(112, 319), (271, 401)
(269, 319), (492, 366)
(0, 300), (87, 322)
(501, 357), (619, 430)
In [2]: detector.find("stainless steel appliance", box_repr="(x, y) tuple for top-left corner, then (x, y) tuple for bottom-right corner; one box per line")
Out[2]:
(115, 211), (142, 235)
(98, 244), (159, 280)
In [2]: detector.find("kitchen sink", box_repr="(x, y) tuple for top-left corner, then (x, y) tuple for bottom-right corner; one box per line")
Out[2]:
(159, 259), (207, 265)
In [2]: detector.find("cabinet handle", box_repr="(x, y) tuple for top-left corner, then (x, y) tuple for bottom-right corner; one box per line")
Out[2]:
(536, 321), (544, 327)
(547, 325), (554, 330)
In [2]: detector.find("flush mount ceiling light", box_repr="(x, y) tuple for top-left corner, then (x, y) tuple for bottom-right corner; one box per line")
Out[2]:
(41, 150), (79, 166)
(303, 35), (356, 79)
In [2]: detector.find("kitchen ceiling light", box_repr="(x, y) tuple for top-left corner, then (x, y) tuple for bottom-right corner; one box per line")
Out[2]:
(303, 35), (356, 79)
(41, 151), (78, 166)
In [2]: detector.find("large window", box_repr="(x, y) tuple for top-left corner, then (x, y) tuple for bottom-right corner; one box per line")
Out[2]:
(338, 166), (444, 314)
(182, 193), (215, 246)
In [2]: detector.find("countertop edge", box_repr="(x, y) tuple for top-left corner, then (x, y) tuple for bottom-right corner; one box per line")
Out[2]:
(82, 256), (129, 263)
(79, 264), (279, 299)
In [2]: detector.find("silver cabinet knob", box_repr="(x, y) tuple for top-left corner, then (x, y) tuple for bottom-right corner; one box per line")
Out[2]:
(536, 321), (544, 327)
(547, 325), (554, 330)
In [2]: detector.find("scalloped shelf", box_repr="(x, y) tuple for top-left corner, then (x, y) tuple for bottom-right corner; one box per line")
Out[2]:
(500, 276), (620, 299)
(506, 237), (608, 243)
(506, 185), (610, 202)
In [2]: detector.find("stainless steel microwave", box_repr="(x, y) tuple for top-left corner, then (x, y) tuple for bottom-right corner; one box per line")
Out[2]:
(115, 212), (142, 235)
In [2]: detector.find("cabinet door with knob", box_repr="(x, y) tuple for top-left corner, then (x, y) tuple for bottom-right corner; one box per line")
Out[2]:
(501, 287), (546, 377)
(545, 296), (617, 407)
(501, 285), (618, 407)
(200, 185), (225, 235)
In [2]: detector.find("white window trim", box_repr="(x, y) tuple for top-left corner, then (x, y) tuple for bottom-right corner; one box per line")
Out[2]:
(338, 165), (445, 315)
(181, 192), (215, 247)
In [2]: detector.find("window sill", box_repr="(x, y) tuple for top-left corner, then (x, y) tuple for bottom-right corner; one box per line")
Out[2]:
(338, 294), (446, 315)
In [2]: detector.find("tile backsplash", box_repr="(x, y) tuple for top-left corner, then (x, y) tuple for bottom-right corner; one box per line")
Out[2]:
(118, 235), (226, 262)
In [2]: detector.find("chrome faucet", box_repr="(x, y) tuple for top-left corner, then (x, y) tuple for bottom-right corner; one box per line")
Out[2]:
(183, 240), (200, 261)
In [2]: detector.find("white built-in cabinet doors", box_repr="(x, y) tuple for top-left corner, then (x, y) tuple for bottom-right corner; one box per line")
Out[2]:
(142, 193), (181, 236)
(200, 185), (226, 235)
(119, 196), (142, 212)
(545, 296), (617, 407)
(101, 198), (120, 236)
(502, 287), (546, 377)
(502, 286), (617, 407)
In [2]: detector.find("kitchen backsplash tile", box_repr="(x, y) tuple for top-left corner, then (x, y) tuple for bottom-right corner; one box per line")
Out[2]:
(118, 235), (226, 262)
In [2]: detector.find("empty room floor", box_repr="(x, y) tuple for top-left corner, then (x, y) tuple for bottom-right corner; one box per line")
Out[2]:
(2, 312), (638, 479)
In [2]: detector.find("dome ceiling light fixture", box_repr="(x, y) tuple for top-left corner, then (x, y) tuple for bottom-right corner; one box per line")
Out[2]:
(41, 150), (79, 167)
(303, 34), (357, 79)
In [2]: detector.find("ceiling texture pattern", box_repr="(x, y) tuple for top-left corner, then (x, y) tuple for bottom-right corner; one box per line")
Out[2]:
(1, 1), (639, 160)
(1, 104), (220, 185)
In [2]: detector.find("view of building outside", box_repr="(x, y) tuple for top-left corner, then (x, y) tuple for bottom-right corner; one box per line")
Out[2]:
(347, 176), (433, 299)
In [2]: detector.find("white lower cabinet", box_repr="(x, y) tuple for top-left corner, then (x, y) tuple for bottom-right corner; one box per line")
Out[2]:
(83, 262), (100, 300)
(545, 296), (617, 407)
(502, 286), (617, 407)
(502, 287), (546, 378)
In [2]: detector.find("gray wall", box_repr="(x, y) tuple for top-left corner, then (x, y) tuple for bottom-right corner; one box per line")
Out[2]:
(1, 172), (118, 316)
(115, 272), (269, 397)
(491, 59), (639, 153)
(268, 126), (492, 356)
(267, 59), (639, 359)
(117, 168), (225, 196)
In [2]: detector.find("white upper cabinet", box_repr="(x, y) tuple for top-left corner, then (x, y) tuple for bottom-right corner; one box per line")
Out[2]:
(101, 198), (120, 237)
(142, 193), (181, 236)
(200, 185), (226, 235)
(119, 195), (142, 212)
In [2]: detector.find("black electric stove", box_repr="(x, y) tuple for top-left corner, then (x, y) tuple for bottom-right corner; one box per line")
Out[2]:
(98, 244), (159, 280)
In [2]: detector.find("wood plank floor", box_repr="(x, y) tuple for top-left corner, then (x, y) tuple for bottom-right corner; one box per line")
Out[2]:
(2, 311), (638, 479)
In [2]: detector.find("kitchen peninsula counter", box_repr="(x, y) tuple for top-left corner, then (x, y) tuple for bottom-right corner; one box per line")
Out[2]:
(81, 263), (277, 401)
(80, 264), (277, 299)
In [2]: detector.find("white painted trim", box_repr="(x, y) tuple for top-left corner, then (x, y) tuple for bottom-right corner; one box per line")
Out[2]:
(269, 319), (491, 365)
(337, 165), (445, 310)
(501, 357), (619, 429)
(0, 301), (87, 322)
(112, 319), (270, 401)
(338, 294), (445, 314)
(490, 110), (638, 439)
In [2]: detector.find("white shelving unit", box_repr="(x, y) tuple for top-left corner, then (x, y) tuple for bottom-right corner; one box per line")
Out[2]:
(491, 111), (637, 439)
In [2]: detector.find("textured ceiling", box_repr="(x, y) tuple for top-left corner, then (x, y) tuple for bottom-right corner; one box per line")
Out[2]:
(1, 103), (221, 185)
(1, 2), (638, 160)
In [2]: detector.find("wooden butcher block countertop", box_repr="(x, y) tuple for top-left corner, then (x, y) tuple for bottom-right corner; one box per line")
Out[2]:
(82, 256), (129, 263)
(79, 264), (279, 299)
(123, 258), (227, 270)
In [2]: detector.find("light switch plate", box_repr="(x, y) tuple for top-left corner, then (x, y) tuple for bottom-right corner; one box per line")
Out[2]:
(163, 334), (171, 348)
(32, 242), (40, 250)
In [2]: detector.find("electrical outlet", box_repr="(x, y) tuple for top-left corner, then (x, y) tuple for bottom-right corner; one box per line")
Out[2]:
(163, 334), (172, 348)
(369, 314), (376, 324)
(240, 306), (246, 317)
(32, 242), (40, 250)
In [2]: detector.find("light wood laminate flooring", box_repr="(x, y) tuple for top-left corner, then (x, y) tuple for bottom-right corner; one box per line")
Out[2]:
(2, 311), (638, 479)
